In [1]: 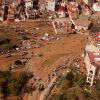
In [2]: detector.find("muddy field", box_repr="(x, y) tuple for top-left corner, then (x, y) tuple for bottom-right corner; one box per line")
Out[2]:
(0, 21), (88, 100)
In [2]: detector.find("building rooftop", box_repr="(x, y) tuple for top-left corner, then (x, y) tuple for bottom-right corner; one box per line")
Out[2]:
(72, 14), (91, 27)
(86, 44), (99, 52)
(67, 2), (78, 13)
(93, 2), (100, 12)
(88, 51), (100, 66)
(95, 33), (100, 41)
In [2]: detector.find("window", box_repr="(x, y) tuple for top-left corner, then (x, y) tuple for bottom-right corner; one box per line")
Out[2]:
(89, 74), (92, 78)
(90, 70), (93, 74)
(88, 78), (91, 82)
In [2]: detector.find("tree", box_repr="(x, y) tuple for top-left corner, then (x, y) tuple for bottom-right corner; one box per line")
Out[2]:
(8, 81), (19, 95)
(77, 74), (86, 87)
(95, 79), (100, 90)
(0, 71), (33, 98)
(49, 93), (67, 100)
(0, 71), (5, 78)
(66, 72), (73, 81)
(58, 79), (71, 90)
(72, 74), (86, 87)
(67, 86), (85, 100)
(91, 88), (100, 100)
(18, 71), (33, 85)
(1, 82), (10, 97)
(83, 90), (91, 98)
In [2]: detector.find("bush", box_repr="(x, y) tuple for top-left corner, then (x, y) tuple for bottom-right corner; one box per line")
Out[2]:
(18, 71), (33, 85)
(1, 82), (10, 96)
(84, 90), (91, 97)
(0, 71), (5, 78)
(77, 74), (86, 87)
(2, 44), (13, 50)
(91, 88), (100, 100)
(23, 85), (33, 93)
(95, 79), (100, 90)
(15, 60), (22, 65)
(67, 86), (84, 100)
(0, 37), (10, 45)
(8, 81), (19, 95)
(66, 72), (73, 81)
(0, 36), (18, 52)
(58, 79), (71, 89)
(49, 93), (67, 100)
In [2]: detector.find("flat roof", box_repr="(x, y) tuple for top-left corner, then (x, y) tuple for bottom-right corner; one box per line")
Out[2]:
(88, 51), (100, 66)
(72, 14), (91, 27)
(95, 33), (100, 41)
(86, 44), (99, 52)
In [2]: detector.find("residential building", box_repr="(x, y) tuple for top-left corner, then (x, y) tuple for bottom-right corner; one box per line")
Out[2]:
(25, 0), (33, 18)
(67, 1), (79, 19)
(95, 33), (100, 41)
(47, 0), (55, 11)
(93, 1), (100, 12)
(84, 44), (100, 86)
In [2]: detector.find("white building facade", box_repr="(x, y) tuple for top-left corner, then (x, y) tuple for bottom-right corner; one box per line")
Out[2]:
(84, 45), (100, 86)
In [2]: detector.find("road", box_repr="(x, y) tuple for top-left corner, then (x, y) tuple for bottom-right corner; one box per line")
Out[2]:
(39, 76), (57, 100)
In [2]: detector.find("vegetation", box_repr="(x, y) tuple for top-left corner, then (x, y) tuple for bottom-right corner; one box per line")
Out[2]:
(15, 60), (22, 65)
(49, 93), (67, 100)
(73, 74), (86, 87)
(0, 71), (33, 99)
(0, 36), (18, 53)
(95, 79), (100, 90)
(66, 72), (73, 81)
(88, 19), (100, 33)
(0, 37), (10, 45)
(22, 35), (30, 40)
(48, 72), (100, 100)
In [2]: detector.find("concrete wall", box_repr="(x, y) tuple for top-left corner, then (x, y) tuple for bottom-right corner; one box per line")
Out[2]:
(86, 64), (96, 86)
(84, 51), (91, 73)
(84, 51), (96, 86)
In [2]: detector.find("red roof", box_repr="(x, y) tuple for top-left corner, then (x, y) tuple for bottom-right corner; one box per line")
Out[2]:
(95, 33), (100, 41)
(88, 51), (100, 66)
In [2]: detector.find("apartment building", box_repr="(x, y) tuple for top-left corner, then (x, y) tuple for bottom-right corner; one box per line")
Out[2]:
(84, 44), (100, 86)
